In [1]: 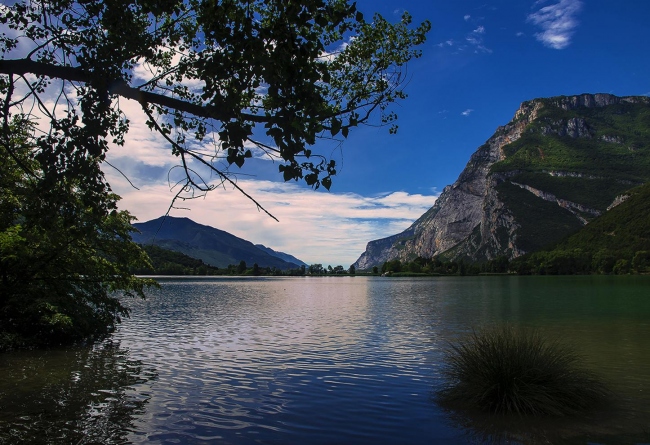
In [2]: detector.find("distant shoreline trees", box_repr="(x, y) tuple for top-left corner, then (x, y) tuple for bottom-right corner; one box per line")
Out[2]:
(138, 249), (650, 278)
(132, 247), (361, 277)
(372, 251), (649, 277)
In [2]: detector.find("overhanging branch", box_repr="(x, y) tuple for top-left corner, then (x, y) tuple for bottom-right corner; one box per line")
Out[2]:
(0, 58), (268, 123)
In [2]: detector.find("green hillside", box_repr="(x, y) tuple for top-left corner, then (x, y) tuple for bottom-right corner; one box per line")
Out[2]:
(511, 182), (650, 274)
(133, 245), (221, 275)
(489, 98), (650, 258)
(494, 99), (650, 182)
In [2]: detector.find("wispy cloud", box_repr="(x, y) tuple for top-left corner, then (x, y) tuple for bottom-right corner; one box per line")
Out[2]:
(527, 0), (583, 49)
(438, 24), (491, 54)
(466, 25), (491, 53)
(461, 109), (474, 117)
(108, 177), (438, 267)
(464, 14), (471, 21)
(437, 39), (455, 48)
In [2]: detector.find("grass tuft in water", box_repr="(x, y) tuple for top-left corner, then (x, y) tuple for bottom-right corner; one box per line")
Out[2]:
(437, 325), (610, 416)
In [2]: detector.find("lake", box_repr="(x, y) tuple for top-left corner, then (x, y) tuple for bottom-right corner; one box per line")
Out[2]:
(1, 276), (649, 444)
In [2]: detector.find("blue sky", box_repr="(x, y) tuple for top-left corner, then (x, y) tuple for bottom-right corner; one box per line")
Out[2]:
(106, 0), (650, 266)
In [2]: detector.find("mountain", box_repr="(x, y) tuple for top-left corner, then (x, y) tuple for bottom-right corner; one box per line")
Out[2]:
(254, 244), (308, 267)
(508, 181), (650, 275)
(132, 216), (304, 270)
(354, 93), (650, 270)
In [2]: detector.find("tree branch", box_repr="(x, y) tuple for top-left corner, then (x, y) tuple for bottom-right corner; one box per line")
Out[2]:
(0, 58), (268, 123)
(140, 104), (279, 222)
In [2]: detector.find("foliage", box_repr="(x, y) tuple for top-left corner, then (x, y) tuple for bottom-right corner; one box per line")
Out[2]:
(237, 260), (247, 274)
(511, 182), (650, 275)
(0, 0), (430, 348)
(308, 263), (325, 275)
(496, 182), (584, 254)
(132, 244), (221, 275)
(507, 172), (633, 214)
(307, 263), (350, 275)
(437, 325), (610, 416)
(0, 118), (154, 350)
(377, 257), (485, 276)
(0, 0), (430, 209)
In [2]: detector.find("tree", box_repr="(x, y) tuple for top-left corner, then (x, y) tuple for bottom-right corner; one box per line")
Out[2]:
(309, 264), (324, 275)
(0, 0), (430, 216)
(0, 0), (430, 347)
(348, 264), (355, 275)
(0, 117), (154, 350)
(237, 260), (247, 274)
(381, 259), (402, 274)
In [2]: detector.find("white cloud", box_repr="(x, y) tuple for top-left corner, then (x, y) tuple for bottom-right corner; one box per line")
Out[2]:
(437, 39), (455, 48)
(465, 26), (492, 53)
(109, 98), (175, 168)
(464, 15), (471, 21)
(132, 48), (206, 92)
(527, 0), (583, 49)
(461, 109), (474, 116)
(107, 176), (438, 267)
(318, 39), (352, 63)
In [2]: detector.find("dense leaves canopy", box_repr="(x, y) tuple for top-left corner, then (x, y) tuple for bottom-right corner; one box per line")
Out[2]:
(0, 0), (430, 208)
(0, 119), (154, 349)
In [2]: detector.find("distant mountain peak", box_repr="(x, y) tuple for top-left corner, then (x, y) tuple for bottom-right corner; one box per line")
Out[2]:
(255, 244), (308, 267)
(132, 215), (306, 270)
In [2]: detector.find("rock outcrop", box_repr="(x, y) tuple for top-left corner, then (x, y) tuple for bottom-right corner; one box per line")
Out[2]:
(353, 93), (650, 270)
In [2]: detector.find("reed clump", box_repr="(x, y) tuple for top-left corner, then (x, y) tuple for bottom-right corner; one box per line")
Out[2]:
(437, 325), (610, 416)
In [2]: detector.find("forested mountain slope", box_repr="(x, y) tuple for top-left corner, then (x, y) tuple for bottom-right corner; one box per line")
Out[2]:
(354, 93), (650, 269)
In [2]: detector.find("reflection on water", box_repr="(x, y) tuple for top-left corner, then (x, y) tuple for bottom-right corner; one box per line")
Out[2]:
(1, 276), (649, 444)
(0, 341), (156, 444)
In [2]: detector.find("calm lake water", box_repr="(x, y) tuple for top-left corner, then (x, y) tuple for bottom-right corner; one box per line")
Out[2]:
(1, 276), (649, 444)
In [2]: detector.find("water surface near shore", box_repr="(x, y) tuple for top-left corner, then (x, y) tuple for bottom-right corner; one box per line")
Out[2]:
(1, 276), (649, 444)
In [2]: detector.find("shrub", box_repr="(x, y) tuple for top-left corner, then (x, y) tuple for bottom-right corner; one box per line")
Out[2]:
(437, 325), (610, 416)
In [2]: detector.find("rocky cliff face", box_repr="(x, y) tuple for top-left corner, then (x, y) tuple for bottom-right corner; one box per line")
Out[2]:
(353, 93), (650, 270)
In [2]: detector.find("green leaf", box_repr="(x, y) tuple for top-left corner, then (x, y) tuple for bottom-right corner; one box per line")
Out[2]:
(330, 118), (341, 137)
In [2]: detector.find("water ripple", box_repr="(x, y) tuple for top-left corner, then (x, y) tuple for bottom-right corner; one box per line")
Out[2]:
(3, 276), (650, 444)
